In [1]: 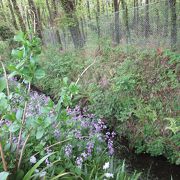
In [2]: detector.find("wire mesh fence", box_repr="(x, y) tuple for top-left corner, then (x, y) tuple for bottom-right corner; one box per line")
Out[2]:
(42, 1), (180, 52)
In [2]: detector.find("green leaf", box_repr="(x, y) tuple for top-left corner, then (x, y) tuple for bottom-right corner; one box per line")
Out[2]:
(0, 77), (6, 92)
(16, 108), (23, 120)
(69, 83), (78, 94)
(23, 153), (55, 180)
(63, 77), (68, 85)
(0, 172), (9, 180)
(9, 122), (20, 133)
(11, 49), (23, 59)
(36, 128), (44, 139)
(34, 69), (45, 79)
(30, 56), (38, 66)
(14, 32), (25, 42)
(51, 172), (72, 180)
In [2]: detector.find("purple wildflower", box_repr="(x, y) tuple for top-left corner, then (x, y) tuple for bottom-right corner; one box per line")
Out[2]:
(45, 158), (50, 166)
(81, 152), (88, 160)
(76, 156), (83, 168)
(108, 139), (114, 155)
(64, 144), (72, 157)
(86, 141), (94, 155)
(74, 130), (82, 139)
(54, 129), (61, 139)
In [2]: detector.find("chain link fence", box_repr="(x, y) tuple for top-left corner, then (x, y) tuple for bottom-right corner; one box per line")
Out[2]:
(42, 1), (180, 52)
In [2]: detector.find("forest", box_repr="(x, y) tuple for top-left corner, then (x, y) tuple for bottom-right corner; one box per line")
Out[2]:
(0, 0), (180, 179)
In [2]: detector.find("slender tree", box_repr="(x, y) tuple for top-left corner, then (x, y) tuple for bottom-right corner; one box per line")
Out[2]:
(122, 0), (131, 43)
(52, 0), (63, 49)
(0, 0), (7, 23)
(163, 0), (169, 37)
(46, 0), (53, 22)
(86, 0), (91, 20)
(8, 0), (18, 30)
(28, 0), (42, 38)
(155, 8), (159, 35)
(11, 0), (26, 32)
(61, 0), (84, 48)
(169, 0), (177, 51)
(114, 0), (120, 44)
(133, 0), (139, 35)
(144, 0), (150, 38)
(96, 0), (101, 39)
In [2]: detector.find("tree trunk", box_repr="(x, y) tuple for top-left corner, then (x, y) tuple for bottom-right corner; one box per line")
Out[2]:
(80, 17), (86, 42)
(144, 0), (150, 38)
(8, 0), (18, 30)
(46, 0), (53, 23)
(52, 0), (63, 49)
(102, 0), (105, 14)
(133, 0), (139, 35)
(122, 0), (131, 44)
(86, 0), (91, 20)
(136, 0), (139, 35)
(133, 0), (136, 26)
(28, 0), (42, 38)
(155, 8), (159, 35)
(96, 0), (101, 39)
(0, 0), (7, 23)
(61, 0), (84, 48)
(114, 0), (120, 44)
(11, 0), (26, 32)
(105, 1), (109, 17)
(163, 0), (169, 37)
(169, 0), (177, 51)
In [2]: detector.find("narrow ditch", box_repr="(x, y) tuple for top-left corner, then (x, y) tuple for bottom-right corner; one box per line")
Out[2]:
(19, 82), (180, 180)
(115, 137), (180, 180)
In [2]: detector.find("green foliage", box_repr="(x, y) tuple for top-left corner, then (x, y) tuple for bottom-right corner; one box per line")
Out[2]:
(88, 46), (180, 164)
(34, 47), (84, 99)
(0, 33), (139, 180)
(0, 77), (6, 92)
(0, 26), (14, 41)
(23, 153), (55, 180)
(165, 117), (180, 134)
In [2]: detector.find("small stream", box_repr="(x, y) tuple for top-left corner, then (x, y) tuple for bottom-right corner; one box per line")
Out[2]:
(115, 138), (180, 180)
(16, 82), (180, 180)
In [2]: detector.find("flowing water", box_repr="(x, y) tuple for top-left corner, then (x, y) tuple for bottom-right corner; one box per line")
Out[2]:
(115, 137), (180, 180)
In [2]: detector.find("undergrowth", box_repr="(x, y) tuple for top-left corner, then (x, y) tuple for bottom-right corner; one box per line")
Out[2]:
(1, 37), (180, 165)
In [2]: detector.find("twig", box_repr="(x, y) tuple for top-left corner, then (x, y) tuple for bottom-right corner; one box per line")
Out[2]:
(0, 60), (13, 147)
(75, 59), (96, 86)
(0, 59), (10, 96)
(16, 82), (31, 169)
(0, 142), (8, 171)
(17, 132), (31, 169)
